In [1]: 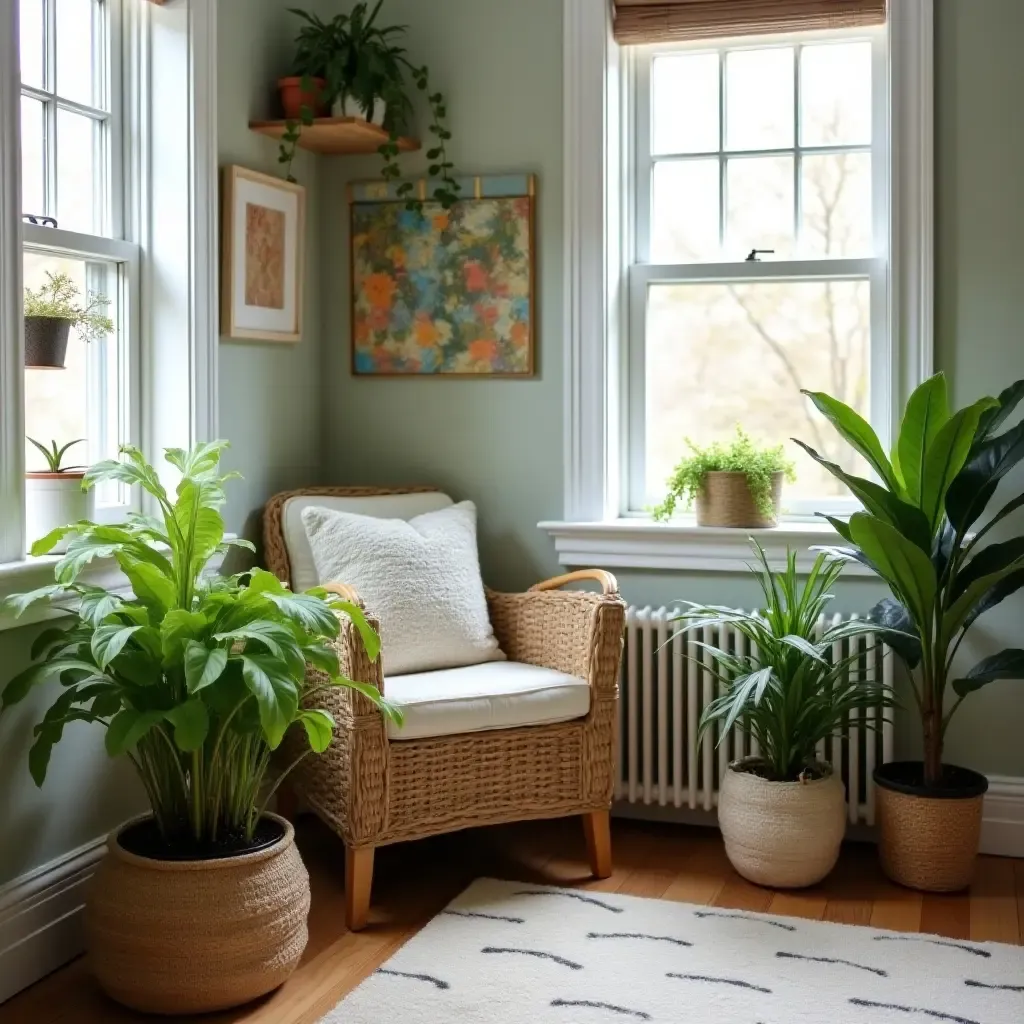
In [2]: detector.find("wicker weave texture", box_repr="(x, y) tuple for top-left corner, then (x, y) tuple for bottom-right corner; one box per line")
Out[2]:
(264, 486), (625, 853)
(876, 786), (984, 892)
(695, 471), (783, 528)
(85, 814), (309, 1015)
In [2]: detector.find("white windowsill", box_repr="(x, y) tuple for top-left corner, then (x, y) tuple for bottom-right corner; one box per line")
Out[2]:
(538, 518), (876, 576)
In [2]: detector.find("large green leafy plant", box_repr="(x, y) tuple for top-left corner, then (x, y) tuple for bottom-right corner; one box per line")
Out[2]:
(1, 442), (397, 851)
(671, 543), (892, 782)
(795, 373), (1024, 787)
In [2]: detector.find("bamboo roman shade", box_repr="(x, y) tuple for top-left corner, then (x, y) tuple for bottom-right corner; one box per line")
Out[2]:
(613, 0), (886, 45)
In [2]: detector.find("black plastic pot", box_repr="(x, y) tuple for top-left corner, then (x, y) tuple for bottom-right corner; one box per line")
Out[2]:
(25, 315), (72, 368)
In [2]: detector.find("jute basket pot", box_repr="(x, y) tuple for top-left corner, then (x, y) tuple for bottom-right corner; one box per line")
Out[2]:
(696, 471), (783, 528)
(874, 761), (988, 892)
(718, 758), (846, 888)
(85, 813), (310, 1015)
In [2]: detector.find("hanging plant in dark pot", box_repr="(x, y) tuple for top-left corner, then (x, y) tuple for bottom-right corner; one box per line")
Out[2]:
(24, 271), (113, 368)
(796, 372), (1024, 892)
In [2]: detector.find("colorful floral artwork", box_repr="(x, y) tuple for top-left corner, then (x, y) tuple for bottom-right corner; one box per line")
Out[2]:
(350, 175), (535, 376)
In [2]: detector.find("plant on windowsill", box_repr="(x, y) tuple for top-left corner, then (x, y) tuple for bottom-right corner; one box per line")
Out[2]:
(23, 271), (114, 369)
(277, 2), (460, 210)
(670, 542), (895, 888)
(25, 437), (91, 555)
(795, 372), (1024, 892)
(652, 427), (796, 528)
(0, 441), (401, 1015)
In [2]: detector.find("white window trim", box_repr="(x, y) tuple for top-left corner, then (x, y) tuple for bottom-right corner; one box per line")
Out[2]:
(545, 0), (934, 573)
(0, 0), (218, 594)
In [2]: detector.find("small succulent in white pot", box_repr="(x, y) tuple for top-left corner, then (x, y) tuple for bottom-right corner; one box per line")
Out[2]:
(25, 437), (92, 554)
(670, 543), (896, 888)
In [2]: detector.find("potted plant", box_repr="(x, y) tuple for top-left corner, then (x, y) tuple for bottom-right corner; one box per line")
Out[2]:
(1, 441), (400, 1014)
(670, 542), (892, 888)
(653, 427), (796, 528)
(278, 3), (460, 210)
(24, 271), (113, 368)
(795, 372), (1024, 891)
(25, 437), (91, 554)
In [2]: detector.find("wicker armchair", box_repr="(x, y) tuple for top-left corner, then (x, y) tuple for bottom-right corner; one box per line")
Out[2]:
(263, 486), (626, 929)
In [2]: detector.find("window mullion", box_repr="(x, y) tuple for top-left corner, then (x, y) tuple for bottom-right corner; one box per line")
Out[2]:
(717, 47), (725, 252)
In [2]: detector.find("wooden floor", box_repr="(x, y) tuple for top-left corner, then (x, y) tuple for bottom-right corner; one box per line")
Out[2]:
(4, 817), (1022, 1024)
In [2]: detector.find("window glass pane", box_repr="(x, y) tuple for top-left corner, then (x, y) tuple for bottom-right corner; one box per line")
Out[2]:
(19, 0), (44, 88)
(20, 95), (46, 217)
(725, 47), (794, 151)
(652, 53), (719, 155)
(800, 152), (872, 257)
(56, 0), (104, 108)
(725, 155), (794, 259)
(56, 108), (102, 232)
(800, 42), (872, 147)
(24, 252), (121, 506)
(651, 159), (720, 262)
(645, 280), (870, 505)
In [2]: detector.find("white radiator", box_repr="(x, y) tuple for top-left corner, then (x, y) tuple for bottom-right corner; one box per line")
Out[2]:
(616, 607), (895, 826)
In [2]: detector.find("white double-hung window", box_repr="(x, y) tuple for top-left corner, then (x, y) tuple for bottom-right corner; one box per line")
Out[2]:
(19, 0), (138, 521)
(549, 0), (932, 571)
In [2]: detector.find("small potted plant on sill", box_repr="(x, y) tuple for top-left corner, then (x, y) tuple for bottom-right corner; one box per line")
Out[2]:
(24, 271), (113, 369)
(25, 437), (91, 554)
(796, 371), (1024, 891)
(1, 440), (400, 1015)
(671, 543), (894, 888)
(278, 2), (460, 209)
(652, 427), (796, 528)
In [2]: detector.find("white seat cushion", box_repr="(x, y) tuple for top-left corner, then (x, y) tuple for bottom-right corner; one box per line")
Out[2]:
(283, 492), (453, 593)
(384, 661), (591, 741)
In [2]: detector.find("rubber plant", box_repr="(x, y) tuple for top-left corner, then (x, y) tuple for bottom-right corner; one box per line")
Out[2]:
(279, 3), (460, 209)
(653, 427), (795, 522)
(0, 441), (400, 852)
(794, 372), (1024, 788)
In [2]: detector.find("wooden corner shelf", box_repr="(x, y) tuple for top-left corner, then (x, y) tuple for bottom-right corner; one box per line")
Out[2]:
(249, 117), (420, 156)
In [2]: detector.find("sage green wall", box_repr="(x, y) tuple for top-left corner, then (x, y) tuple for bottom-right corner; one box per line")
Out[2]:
(320, 0), (1024, 778)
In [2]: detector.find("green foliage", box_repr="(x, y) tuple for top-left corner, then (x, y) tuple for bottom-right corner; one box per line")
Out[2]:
(652, 427), (796, 522)
(796, 372), (1024, 786)
(23, 272), (114, 343)
(27, 437), (86, 473)
(1, 441), (399, 849)
(280, 3), (460, 208)
(670, 543), (895, 781)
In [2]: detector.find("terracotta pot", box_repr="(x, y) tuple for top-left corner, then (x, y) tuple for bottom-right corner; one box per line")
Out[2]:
(25, 471), (92, 553)
(718, 758), (846, 888)
(696, 471), (783, 528)
(874, 761), (987, 892)
(85, 814), (310, 1015)
(24, 315), (72, 368)
(277, 76), (328, 120)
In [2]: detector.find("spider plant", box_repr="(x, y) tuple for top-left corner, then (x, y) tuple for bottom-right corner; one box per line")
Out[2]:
(1, 441), (401, 853)
(669, 542), (896, 782)
(27, 437), (86, 473)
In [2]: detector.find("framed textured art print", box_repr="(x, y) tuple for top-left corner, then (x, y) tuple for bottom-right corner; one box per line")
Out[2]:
(221, 165), (305, 343)
(349, 174), (535, 377)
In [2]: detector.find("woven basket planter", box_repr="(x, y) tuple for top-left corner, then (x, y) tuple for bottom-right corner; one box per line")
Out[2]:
(695, 471), (783, 528)
(85, 813), (310, 1015)
(718, 759), (846, 888)
(875, 762), (988, 892)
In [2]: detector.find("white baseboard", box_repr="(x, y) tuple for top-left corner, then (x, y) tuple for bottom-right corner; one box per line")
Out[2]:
(613, 774), (1024, 859)
(0, 837), (106, 1005)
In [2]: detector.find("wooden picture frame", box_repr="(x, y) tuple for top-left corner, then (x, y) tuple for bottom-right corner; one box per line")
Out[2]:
(221, 165), (306, 343)
(348, 174), (536, 377)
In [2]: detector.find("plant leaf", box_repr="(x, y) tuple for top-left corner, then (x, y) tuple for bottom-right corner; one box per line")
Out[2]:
(1, 584), (69, 618)
(297, 709), (335, 753)
(184, 642), (228, 693)
(946, 419), (1024, 532)
(90, 624), (141, 670)
(264, 591), (340, 637)
(953, 649), (1024, 697)
(325, 598), (381, 661)
(897, 373), (950, 504)
(240, 654), (299, 749)
(164, 699), (210, 752)
(105, 709), (165, 757)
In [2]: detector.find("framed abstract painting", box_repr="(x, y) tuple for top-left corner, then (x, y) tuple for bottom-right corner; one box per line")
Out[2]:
(221, 165), (305, 343)
(349, 174), (535, 377)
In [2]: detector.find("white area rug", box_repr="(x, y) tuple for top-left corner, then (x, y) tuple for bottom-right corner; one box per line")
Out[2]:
(322, 877), (1024, 1024)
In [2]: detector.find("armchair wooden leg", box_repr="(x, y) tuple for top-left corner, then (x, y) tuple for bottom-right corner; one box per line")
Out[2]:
(345, 845), (375, 931)
(582, 810), (612, 879)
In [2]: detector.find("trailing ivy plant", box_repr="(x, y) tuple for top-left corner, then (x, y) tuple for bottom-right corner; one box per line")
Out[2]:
(0, 441), (400, 852)
(653, 427), (796, 522)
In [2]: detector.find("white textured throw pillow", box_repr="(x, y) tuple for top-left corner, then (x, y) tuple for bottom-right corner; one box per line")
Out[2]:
(300, 501), (504, 676)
